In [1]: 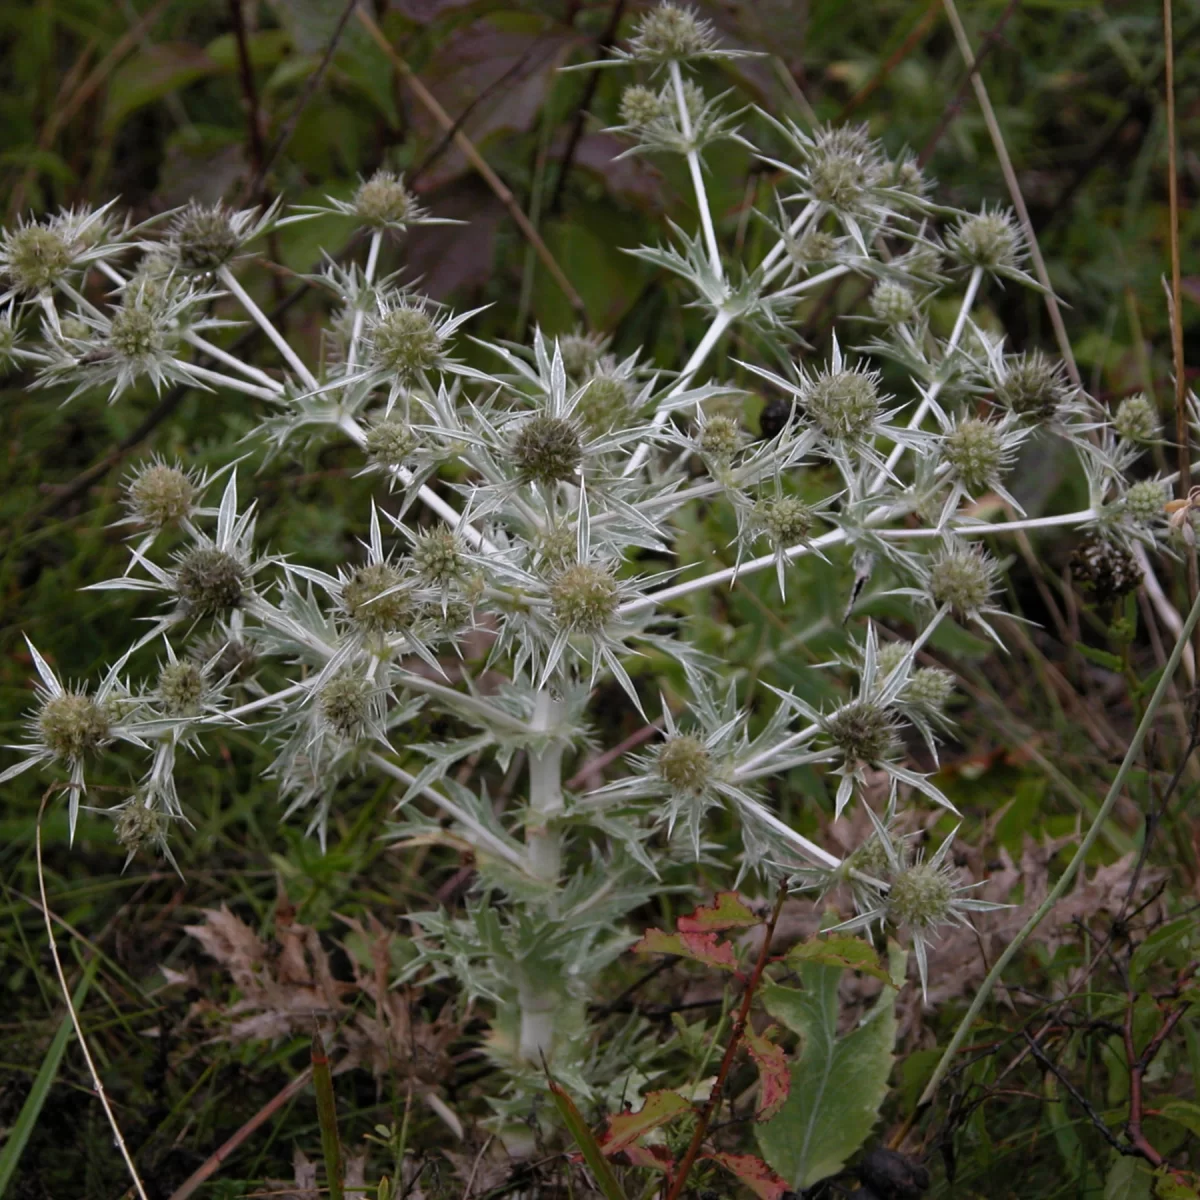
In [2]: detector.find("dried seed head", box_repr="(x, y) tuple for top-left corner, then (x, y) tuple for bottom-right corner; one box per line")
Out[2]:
(175, 547), (247, 615)
(576, 369), (634, 433)
(995, 351), (1072, 420)
(115, 803), (170, 855)
(943, 417), (1007, 491)
(511, 414), (583, 484)
(632, 2), (716, 60)
(158, 659), (207, 717)
(908, 667), (955, 713)
(412, 526), (464, 586)
(320, 675), (373, 739)
(947, 208), (1022, 270)
(370, 304), (442, 379)
(341, 562), (413, 634)
(619, 84), (668, 127)
(170, 202), (240, 272)
(364, 417), (418, 468)
(824, 699), (899, 765)
(756, 495), (814, 546)
(126, 461), (197, 527)
(353, 170), (417, 228)
(869, 281), (916, 325)
(887, 862), (953, 928)
(3, 223), (74, 292)
(1123, 479), (1168, 524)
(804, 367), (881, 441)
(656, 733), (711, 793)
(1070, 536), (1141, 603)
(1113, 392), (1158, 443)
(697, 414), (742, 463)
(39, 690), (112, 761)
(929, 544), (997, 616)
(550, 563), (619, 633)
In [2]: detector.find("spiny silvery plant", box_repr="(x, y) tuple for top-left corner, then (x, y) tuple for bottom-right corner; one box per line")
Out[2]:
(0, 0), (1178, 1134)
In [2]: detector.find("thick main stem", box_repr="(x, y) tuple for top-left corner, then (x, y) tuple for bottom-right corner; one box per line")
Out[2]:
(525, 688), (565, 883)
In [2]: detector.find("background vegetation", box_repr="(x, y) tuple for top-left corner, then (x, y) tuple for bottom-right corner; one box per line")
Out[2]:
(1, 0), (1199, 1197)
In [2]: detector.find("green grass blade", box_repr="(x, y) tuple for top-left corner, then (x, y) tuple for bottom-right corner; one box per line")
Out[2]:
(311, 1030), (344, 1200)
(548, 1079), (629, 1200)
(0, 957), (99, 1197)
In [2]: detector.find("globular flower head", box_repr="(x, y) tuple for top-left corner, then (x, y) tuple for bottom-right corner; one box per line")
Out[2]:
(368, 301), (443, 380)
(412, 526), (465, 587)
(364, 415), (419, 469)
(993, 350), (1073, 421)
(576, 367), (635, 434)
(319, 674), (375, 740)
(805, 124), (884, 211)
(557, 330), (608, 380)
(157, 659), (208, 717)
(786, 229), (840, 269)
(619, 84), (669, 128)
(696, 413), (743, 465)
(114, 800), (172, 858)
(822, 699), (900, 766)
(39, 690), (112, 761)
(803, 363), (882, 441)
(755, 495), (814, 547)
(869, 280), (916, 325)
(341, 561), (415, 635)
(124, 459), (198, 528)
(511, 413), (583, 484)
(928, 543), (998, 618)
(942, 416), (1010, 492)
(550, 562), (620, 634)
(629, 2), (718, 61)
(1, 222), (74, 293)
(1113, 392), (1158, 443)
(887, 860), (953, 929)
(907, 667), (955, 714)
(1123, 478), (1168, 525)
(174, 546), (248, 616)
(353, 170), (418, 230)
(947, 206), (1024, 272)
(656, 733), (712, 794)
(168, 202), (242, 273)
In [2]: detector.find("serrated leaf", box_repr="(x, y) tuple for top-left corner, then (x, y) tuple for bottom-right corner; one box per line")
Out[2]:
(703, 1151), (790, 1200)
(632, 928), (739, 972)
(1075, 642), (1126, 672)
(600, 1090), (691, 1155)
(548, 1081), (630, 1200)
(786, 935), (890, 982)
(755, 953), (900, 1189)
(1105, 1153), (1153, 1199)
(677, 891), (759, 932)
(1156, 1171), (1200, 1199)
(744, 1023), (789, 1121)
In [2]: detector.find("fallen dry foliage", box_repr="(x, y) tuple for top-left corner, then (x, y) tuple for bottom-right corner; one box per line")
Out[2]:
(171, 895), (460, 1089)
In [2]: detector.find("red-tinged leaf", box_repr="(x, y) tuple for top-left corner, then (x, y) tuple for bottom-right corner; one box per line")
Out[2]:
(632, 927), (688, 956)
(703, 1151), (790, 1200)
(677, 891), (759, 933)
(786, 935), (890, 982)
(600, 1090), (692, 1154)
(548, 1081), (630, 1200)
(632, 928), (739, 972)
(621, 1142), (675, 1173)
(744, 1025), (790, 1121)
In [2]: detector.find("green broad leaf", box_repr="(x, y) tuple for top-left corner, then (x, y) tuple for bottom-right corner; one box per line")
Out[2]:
(548, 1081), (630, 1200)
(1105, 1153), (1154, 1199)
(786, 935), (890, 983)
(103, 44), (222, 134)
(631, 927), (739, 972)
(1155, 1171), (1200, 1199)
(677, 891), (758, 932)
(755, 949), (902, 1189)
(1158, 1098), (1200, 1139)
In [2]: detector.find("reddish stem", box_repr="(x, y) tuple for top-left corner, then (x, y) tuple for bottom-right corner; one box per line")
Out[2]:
(663, 884), (788, 1200)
